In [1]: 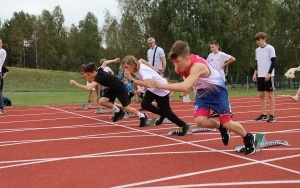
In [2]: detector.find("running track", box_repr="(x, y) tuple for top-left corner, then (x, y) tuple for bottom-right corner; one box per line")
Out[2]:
(0, 96), (299, 188)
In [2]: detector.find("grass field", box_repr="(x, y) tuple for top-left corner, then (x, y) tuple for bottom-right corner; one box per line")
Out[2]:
(1, 67), (298, 106)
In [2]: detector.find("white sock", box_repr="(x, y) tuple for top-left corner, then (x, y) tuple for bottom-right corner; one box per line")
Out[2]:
(113, 106), (120, 113)
(138, 112), (145, 118)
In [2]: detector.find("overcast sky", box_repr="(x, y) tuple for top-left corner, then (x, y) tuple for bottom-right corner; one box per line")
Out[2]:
(0, 0), (119, 28)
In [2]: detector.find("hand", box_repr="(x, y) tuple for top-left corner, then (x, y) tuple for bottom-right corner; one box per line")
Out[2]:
(70, 80), (78, 86)
(284, 68), (296, 78)
(114, 58), (120, 63)
(144, 79), (161, 88)
(252, 75), (257, 82)
(265, 73), (271, 81)
(124, 70), (132, 80)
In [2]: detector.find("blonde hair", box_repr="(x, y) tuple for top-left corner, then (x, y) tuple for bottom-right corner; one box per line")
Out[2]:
(121, 55), (140, 71)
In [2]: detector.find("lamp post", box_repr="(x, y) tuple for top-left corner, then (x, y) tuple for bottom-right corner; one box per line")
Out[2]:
(23, 40), (29, 68)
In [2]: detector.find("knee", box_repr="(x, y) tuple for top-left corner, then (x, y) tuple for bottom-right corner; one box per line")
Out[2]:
(141, 100), (148, 109)
(195, 116), (207, 126)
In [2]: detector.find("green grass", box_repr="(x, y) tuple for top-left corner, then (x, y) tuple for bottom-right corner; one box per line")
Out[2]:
(1, 67), (298, 106)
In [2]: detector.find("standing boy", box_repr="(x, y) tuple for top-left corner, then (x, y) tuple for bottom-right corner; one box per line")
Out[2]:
(252, 32), (276, 123)
(207, 40), (236, 117)
(148, 40), (256, 154)
(70, 60), (148, 127)
(0, 38), (6, 115)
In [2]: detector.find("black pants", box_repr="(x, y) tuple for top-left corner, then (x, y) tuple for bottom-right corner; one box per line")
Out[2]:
(141, 90), (186, 127)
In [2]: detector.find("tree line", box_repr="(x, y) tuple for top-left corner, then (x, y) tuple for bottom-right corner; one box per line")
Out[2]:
(0, 0), (299, 79)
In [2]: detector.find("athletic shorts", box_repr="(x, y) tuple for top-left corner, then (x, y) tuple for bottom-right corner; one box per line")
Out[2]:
(194, 85), (231, 123)
(103, 86), (130, 107)
(257, 77), (275, 91)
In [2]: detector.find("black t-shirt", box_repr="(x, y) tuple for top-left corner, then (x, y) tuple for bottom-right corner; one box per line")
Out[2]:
(94, 67), (125, 90)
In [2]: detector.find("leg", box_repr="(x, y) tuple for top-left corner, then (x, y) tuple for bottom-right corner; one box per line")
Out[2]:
(141, 91), (161, 115)
(258, 91), (267, 115)
(268, 91), (275, 116)
(155, 94), (186, 127)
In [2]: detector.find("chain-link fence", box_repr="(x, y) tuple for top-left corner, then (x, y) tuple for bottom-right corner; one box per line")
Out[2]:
(227, 75), (300, 90)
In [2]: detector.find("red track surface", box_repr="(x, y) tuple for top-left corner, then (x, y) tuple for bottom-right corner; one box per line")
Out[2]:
(0, 96), (299, 187)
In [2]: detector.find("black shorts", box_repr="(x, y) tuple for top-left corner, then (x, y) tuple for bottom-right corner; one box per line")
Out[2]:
(103, 86), (130, 107)
(257, 77), (275, 91)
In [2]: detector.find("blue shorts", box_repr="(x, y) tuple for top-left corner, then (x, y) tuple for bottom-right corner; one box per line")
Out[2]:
(194, 85), (231, 123)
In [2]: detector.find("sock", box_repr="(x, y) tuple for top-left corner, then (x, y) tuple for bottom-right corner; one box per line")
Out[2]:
(138, 112), (145, 118)
(113, 106), (120, 113)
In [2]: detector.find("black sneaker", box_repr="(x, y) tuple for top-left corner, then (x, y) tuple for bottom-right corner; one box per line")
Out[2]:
(218, 124), (230, 145)
(112, 109), (125, 122)
(267, 115), (276, 123)
(155, 115), (166, 126)
(139, 113), (148, 127)
(211, 111), (219, 117)
(255, 114), (267, 121)
(244, 133), (255, 155)
(178, 124), (191, 136)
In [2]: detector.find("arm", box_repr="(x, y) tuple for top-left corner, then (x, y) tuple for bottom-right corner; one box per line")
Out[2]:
(222, 56), (236, 69)
(149, 63), (208, 92)
(70, 80), (99, 91)
(265, 57), (276, 81)
(139, 58), (159, 72)
(161, 56), (167, 73)
(2, 71), (9, 78)
(100, 58), (120, 70)
(252, 61), (258, 82)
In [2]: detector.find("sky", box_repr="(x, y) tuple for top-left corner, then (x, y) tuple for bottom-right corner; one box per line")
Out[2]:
(0, 0), (119, 28)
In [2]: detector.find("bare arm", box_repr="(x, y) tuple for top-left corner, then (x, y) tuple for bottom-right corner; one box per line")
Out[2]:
(100, 58), (120, 70)
(2, 72), (8, 78)
(161, 56), (167, 73)
(148, 63), (209, 92)
(222, 56), (236, 69)
(70, 80), (99, 91)
(139, 58), (159, 72)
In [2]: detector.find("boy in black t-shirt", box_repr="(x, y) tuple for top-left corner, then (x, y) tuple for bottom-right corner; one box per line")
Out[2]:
(70, 60), (148, 127)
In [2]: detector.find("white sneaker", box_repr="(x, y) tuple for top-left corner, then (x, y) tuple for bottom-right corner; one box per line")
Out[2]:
(0, 109), (5, 115)
(290, 95), (298, 101)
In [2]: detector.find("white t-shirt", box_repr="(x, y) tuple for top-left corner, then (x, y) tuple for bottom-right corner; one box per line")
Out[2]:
(0, 48), (7, 73)
(103, 66), (112, 73)
(206, 51), (231, 81)
(137, 85), (146, 93)
(134, 63), (169, 97)
(255, 44), (276, 77)
(147, 45), (165, 71)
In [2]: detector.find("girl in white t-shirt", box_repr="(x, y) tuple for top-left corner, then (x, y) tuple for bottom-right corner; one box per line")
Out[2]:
(122, 55), (190, 136)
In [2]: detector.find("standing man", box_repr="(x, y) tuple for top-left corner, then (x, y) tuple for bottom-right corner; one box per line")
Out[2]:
(147, 37), (166, 76)
(252, 32), (276, 123)
(0, 38), (7, 115)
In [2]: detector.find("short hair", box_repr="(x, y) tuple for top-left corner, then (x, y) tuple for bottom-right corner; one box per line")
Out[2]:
(147, 37), (155, 43)
(210, 40), (219, 46)
(255, 32), (267, 40)
(77, 64), (86, 72)
(168, 40), (190, 60)
(99, 59), (107, 65)
(84, 62), (98, 73)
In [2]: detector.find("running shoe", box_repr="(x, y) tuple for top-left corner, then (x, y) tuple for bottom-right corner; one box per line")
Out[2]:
(218, 124), (230, 145)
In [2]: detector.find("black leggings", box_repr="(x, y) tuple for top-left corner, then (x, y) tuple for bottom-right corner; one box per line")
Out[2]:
(141, 90), (186, 127)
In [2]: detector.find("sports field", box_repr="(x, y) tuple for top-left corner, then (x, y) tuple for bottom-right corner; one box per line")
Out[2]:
(0, 95), (299, 187)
